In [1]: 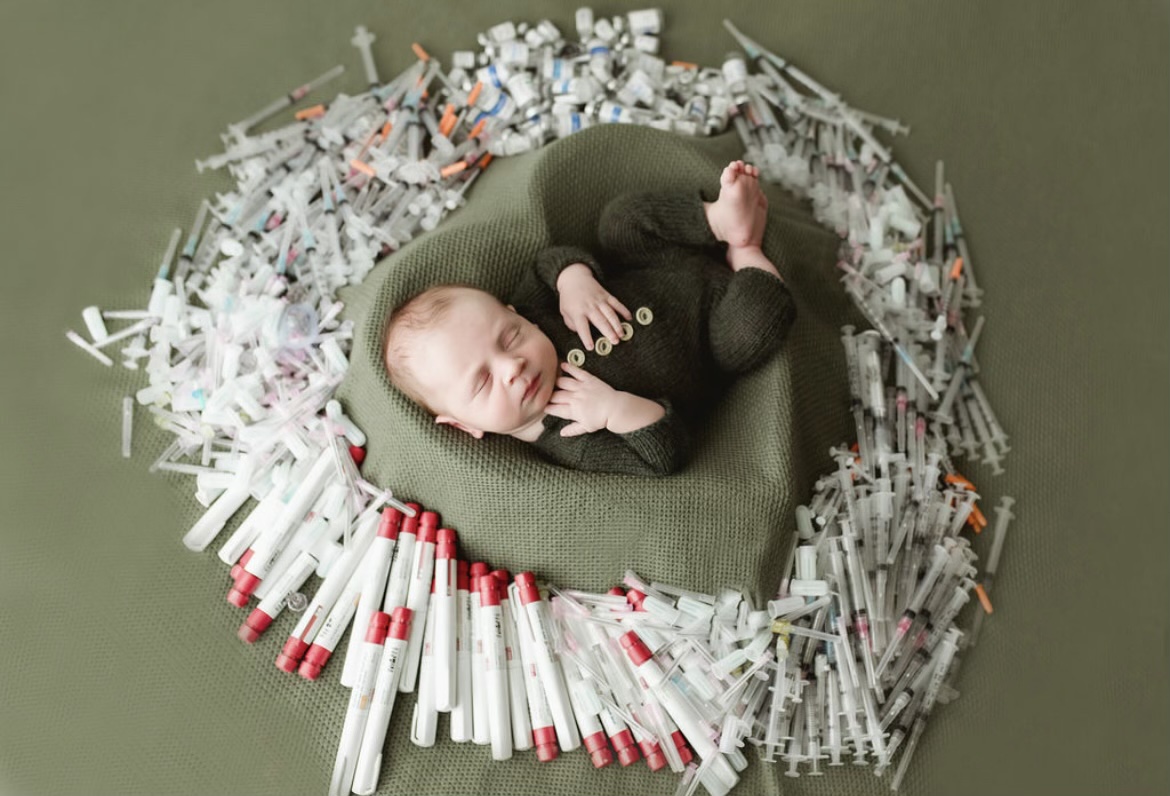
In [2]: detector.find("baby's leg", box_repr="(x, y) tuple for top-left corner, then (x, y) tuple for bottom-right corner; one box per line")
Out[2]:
(708, 249), (794, 374)
(725, 244), (783, 281)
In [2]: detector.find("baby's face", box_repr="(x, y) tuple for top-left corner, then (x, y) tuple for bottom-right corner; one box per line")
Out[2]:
(412, 290), (558, 438)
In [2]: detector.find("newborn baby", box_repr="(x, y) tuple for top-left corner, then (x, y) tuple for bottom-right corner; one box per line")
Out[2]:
(383, 160), (795, 475)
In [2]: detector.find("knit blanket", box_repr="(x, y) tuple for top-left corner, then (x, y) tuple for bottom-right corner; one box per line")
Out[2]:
(334, 122), (863, 795)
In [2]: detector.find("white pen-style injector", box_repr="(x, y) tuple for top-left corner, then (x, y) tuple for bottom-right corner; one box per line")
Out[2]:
(494, 570), (531, 750)
(560, 652), (614, 768)
(478, 571), (513, 761)
(227, 445), (335, 607)
(399, 511), (439, 692)
(410, 590), (440, 748)
(470, 563), (491, 746)
(432, 528), (458, 711)
(340, 505), (410, 687)
(299, 554), (367, 681)
(508, 579), (559, 762)
(276, 507), (380, 672)
(350, 606), (413, 796)
(514, 572), (580, 753)
(328, 610), (389, 796)
(449, 560), (474, 743)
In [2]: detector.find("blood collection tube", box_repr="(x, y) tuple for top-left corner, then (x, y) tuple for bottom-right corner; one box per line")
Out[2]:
(410, 594), (439, 747)
(621, 631), (739, 793)
(381, 506), (420, 615)
(508, 580), (559, 762)
(432, 528), (457, 710)
(494, 570), (531, 750)
(449, 560), (473, 742)
(621, 588), (669, 651)
(228, 446), (335, 607)
(478, 573), (513, 761)
(514, 572), (580, 752)
(299, 555), (366, 680)
(561, 654), (613, 768)
(328, 610), (389, 796)
(350, 607), (413, 796)
(469, 562), (490, 745)
(276, 509), (378, 671)
(399, 510), (439, 693)
(238, 549), (316, 643)
(340, 505), (409, 687)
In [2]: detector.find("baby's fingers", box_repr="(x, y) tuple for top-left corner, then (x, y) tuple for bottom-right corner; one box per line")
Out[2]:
(560, 422), (589, 438)
(543, 402), (572, 419)
(572, 314), (593, 350)
(608, 295), (632, 321)
(597, 304), (622, 343)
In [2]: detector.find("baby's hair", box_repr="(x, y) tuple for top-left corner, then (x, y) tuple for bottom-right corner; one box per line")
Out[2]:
(383, 283), (494, 415)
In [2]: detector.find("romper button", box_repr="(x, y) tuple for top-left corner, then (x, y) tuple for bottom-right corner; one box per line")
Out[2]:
(619, 322), (634, 341)
(567, 349), (586, 367)
(635, 307), (653, 325)
(595, 338), (612, 356)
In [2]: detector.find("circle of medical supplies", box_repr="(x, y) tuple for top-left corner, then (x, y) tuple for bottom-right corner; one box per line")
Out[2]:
(70, 11), (1015, 796)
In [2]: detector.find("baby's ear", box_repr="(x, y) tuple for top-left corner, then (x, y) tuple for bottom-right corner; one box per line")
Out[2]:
(506, 303), (516, 313)
(435, 415), (485, 440)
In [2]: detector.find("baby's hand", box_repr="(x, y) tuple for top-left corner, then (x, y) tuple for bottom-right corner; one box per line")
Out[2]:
(544, 362), (621, 437)
(555, 263), (632, 351)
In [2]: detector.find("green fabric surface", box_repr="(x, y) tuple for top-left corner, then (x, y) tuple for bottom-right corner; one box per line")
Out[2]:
(2, 2), (1167, 796)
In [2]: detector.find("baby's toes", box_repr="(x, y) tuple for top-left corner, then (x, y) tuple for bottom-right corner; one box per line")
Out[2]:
(721, 163), (738, 187)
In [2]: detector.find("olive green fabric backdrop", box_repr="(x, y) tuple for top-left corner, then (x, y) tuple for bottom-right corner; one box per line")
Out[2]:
(1, 2), (1167, 796)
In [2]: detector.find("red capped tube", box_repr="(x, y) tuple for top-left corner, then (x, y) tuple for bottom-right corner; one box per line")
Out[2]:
(349, 445), (365, 466)
(366, 611), (391, 645)
(436, 528), (457, 559)
(478, 571), (500, 607)
(227, 569), (261, 608)
(582, 730), (614, 769)
(238, 608), (273, 644)
(513, 571), (541, 605)
(620, 631), (653, 666)
(376, 506), (403, 540)
(417, 510), (440, 544)
(533, 726), (559, 762)
(639, 737), (667, 771)
(388, 605), (413, 641)
(299, 643), (332, 681)
(230, 548), (255, 582)
(276, 637), (311, 672)
(611, 728), (640, 767)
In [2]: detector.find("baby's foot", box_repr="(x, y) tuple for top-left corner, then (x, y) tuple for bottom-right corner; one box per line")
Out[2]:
(708, 161), (767, 248)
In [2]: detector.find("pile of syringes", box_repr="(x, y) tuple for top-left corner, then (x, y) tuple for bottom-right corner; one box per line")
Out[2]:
(65, 8), (1017, 794)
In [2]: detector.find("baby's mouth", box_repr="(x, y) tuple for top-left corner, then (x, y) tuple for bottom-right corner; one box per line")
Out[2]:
(523, 374), (541, 404)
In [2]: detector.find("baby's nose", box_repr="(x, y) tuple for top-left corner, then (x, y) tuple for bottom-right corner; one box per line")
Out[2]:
(503, 355), (525, 383)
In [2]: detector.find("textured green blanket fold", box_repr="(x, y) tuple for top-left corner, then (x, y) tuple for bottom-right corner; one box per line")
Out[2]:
(334, 123), (863, 795)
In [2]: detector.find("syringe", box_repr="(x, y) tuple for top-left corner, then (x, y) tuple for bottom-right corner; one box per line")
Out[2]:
(888, 628), (961, 790)
(227, 64), (346, 141)
(969, 496), (1015, 645)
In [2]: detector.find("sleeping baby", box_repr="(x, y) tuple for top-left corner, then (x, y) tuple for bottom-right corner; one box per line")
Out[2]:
(382, 160), (796, 476)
